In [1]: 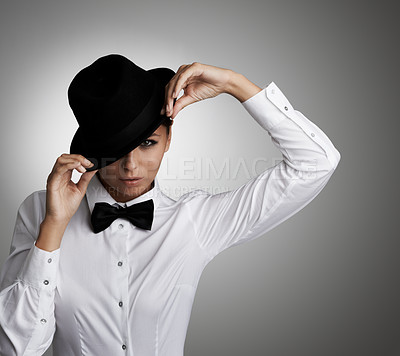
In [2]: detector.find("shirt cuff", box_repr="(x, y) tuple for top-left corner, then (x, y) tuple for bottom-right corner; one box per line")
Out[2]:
(241, 81), (294, 131)
(17, 244), (60, 290)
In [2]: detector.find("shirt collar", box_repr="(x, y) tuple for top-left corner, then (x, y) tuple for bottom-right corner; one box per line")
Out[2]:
(85, 173), (161, 214)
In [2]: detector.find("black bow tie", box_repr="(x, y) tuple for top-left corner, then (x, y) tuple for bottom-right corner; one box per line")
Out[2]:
(91, 199), (154, 234)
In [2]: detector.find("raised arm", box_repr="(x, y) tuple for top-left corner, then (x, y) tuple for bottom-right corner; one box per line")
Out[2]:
(0, 155), (96, 355)
(161, 63), (341, 259)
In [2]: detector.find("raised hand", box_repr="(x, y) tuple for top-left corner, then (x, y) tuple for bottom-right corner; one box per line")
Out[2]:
(160, 62), (234, 119)
(161, 62), (262, 120)
(45, 154), (97, 224)
(36, 154), (97, 251)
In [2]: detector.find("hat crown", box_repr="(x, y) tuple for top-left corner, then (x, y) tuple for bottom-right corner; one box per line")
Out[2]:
(68, 54), (155, 139)
(68, 53), (175, 171)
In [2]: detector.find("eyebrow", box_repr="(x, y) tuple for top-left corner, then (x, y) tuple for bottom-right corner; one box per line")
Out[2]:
(149, 133), (161, 137)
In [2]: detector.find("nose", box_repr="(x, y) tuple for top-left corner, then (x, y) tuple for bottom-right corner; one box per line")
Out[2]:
(121, 148), (140, 172)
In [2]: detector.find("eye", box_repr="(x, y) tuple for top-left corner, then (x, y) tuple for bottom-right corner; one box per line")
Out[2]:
(140, 139), (157, 148)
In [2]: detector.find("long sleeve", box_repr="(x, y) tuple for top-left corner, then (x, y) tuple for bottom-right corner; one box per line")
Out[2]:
(187, 81), (341, 259)
(0, 190), (59, 355)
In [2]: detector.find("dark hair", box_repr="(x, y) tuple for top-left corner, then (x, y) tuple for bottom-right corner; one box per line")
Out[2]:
(160, 117), (172, 136)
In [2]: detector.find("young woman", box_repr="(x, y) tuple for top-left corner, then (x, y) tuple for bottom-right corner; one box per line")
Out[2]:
(0, 54), (341, 355)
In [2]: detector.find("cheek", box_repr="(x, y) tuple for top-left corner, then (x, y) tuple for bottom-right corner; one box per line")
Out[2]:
(142, 149), (165, 171)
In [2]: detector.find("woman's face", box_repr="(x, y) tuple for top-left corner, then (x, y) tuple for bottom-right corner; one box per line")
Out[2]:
(97, 124), (172, 202)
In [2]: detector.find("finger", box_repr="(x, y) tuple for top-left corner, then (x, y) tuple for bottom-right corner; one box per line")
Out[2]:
(54, 157), (82, 169)
(162, 64), (188, 116)
(163, 79), (177, 117)
(51, 161), (86, 178)
(52, 161), (86, 181)
(51, 155), (94, 174)
(58, 154), (94, 168)
(165, 72), (184, 117)
(167, 63), (202, 117)
(161, 73), (176, 115)
(172, 63), (202, 99)
(47, 162), (76, 190)
(170, 94), (197, 119)
(76, 169), (98, 193)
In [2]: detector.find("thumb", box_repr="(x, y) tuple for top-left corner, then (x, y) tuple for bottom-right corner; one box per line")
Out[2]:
(76, 169), (98, 194)
(171, 94), (197, 119)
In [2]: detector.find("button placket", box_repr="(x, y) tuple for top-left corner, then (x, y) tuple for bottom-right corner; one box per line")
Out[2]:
(115, 224), (129, 353)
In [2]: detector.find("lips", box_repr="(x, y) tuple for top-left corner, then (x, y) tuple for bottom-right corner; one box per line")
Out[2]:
(120, 177), (144, 186)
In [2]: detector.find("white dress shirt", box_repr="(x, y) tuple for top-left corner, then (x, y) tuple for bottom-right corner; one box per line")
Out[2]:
(0, 81), (341, 356)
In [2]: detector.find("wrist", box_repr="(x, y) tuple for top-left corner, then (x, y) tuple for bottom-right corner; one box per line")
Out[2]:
(41, 219), (69, 231)
(35, 218), (68, 252)
(43, 214), (70, 228)
(226, 71), (262, 103)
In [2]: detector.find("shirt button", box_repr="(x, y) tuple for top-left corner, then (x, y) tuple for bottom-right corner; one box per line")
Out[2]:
(311, 132), (315, 137)
(47, 258), (52, 263)
(119, 301), (123, 307)
(118, 224), (124, 230)
(117, 261), (123, 267)
(40, 318), (47, 324)
(284, 106), (288, 111)
(43, 280), (49, 285)
(122, 344), (127, 350)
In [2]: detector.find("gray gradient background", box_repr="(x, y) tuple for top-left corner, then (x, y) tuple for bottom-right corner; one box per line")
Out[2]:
(0, 1), (398, 355)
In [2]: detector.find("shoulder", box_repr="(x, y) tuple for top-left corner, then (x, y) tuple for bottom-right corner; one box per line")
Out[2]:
(158, 186), (211, 204)
(19, 189), (46, 210)
(177, 188), (211, 203)
(173, 188), (217, 217)
(17, 189), (47, 228)
(157, 186), (213, 211)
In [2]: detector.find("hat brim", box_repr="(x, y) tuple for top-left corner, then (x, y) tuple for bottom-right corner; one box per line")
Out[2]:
(70, 66), (175, 172)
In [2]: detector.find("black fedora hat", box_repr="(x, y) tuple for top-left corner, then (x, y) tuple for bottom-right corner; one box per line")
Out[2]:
(68, 53), (175, 171)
